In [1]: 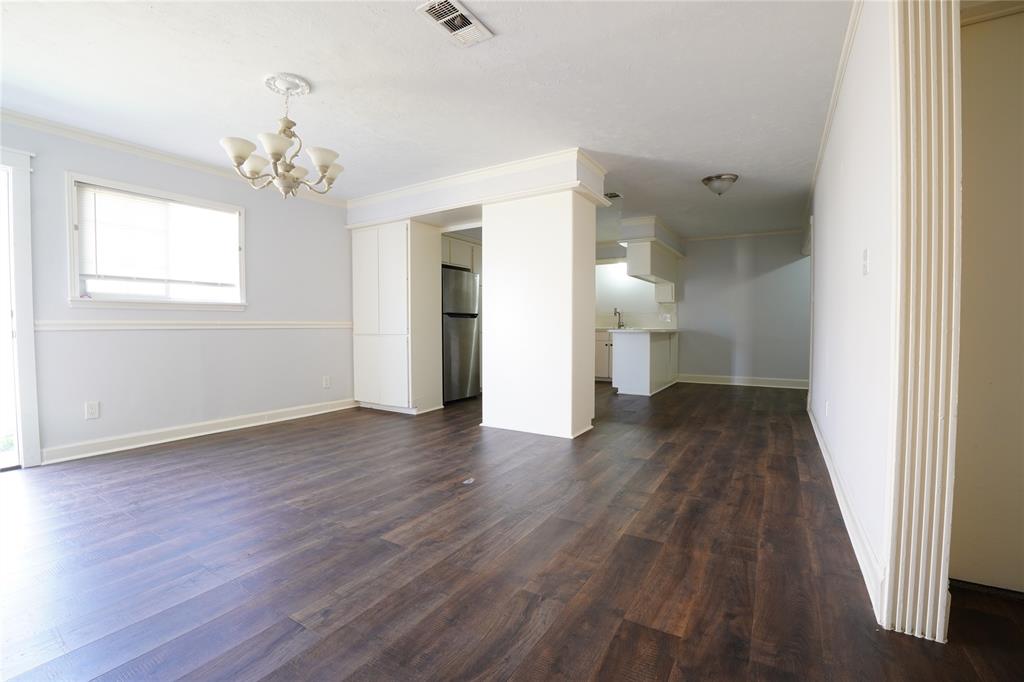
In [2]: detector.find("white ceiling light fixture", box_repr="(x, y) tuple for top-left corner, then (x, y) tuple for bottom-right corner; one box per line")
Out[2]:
(417, 0), (494, 47)
(702, 173), (739, 196)
(219, 73), (343, 198)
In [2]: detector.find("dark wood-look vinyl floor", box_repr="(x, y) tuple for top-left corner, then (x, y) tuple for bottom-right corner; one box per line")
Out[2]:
(2, 383), (1021, 681)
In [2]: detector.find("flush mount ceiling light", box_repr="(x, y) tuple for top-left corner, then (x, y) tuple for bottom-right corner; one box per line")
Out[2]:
(219, 73), (343, 198)
(701, 173), (739, 196)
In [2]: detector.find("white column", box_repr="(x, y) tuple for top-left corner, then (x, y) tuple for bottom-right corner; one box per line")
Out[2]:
(481, 190), (596, 438)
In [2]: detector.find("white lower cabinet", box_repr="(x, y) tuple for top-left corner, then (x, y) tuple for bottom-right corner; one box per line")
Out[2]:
(595, 331), (612, 379)
(378, 335), (410, 407)
(354, 334), (410, 408)
(353, 335), (381, 405)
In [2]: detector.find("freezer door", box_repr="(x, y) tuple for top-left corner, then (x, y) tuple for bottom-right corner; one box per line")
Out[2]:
(442, 267), (480, 315)
(443, 314), (481, 402)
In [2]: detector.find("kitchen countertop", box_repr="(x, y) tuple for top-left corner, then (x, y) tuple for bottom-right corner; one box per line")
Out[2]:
(601, 328), (680, 333)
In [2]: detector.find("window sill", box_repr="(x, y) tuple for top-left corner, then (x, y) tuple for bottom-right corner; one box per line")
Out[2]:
(67, 299), (247, 312)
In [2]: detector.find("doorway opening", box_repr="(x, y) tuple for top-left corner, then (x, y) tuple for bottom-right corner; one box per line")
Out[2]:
(0, 166), (20, 470)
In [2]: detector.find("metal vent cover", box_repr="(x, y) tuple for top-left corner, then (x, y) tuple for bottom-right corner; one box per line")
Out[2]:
(416, 0), (493, 47)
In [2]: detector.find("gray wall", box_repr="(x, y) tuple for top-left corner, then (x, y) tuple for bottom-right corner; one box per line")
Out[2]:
(677, 233), (810, 382)
(3, 122), (352, 459)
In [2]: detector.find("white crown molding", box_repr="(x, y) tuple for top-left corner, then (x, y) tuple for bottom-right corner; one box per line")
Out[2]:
(42, 398), (357, 464)
(684, 228), (804, 243)
(961, 0), (1024, 25)
(611, 236), (686, 260)
(34, 319), (352, 332)
(807, 1), (865, 212)
(1, 109), (347, 209)
(346, 147), (603, 209)
(576, 149), (608, 178)
(676, 373), (809, 390)
(620, 215), (663, 230)
(808, 408), (886, 621)
(345, 180), (609, 230)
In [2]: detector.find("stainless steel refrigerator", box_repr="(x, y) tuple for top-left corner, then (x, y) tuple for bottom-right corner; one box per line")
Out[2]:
(442, 266), (481, 403)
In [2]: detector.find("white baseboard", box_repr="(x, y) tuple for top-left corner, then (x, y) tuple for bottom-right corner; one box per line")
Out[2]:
(42, 399), (357, 465)
(676, 373), (809, 390)
(615, 379), (679, 397)
(807, 408), (887, 624)
(356, 402), (444, 415)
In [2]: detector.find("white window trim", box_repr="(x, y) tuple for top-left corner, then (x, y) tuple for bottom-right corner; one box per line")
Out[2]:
(65, 172), (247, 311)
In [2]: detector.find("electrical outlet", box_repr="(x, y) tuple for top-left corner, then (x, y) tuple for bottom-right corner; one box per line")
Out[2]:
(824, 400), (830, 417)
(321, 375), (331, 389)
(85, 401), (101, 420)
(862, 248), (870, 276)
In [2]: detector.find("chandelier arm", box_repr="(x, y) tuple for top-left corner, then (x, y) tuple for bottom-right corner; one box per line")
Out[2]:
(297, 178), (332, 195)
(288, 131), (304, 166)
(233, 166), (274, 183)
(250, 176), (277, 190)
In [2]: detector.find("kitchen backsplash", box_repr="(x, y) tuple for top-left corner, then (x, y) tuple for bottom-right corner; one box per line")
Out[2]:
(596, 306), (677, 329)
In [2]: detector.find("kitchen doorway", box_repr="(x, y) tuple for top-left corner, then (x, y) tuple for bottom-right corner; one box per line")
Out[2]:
(0, 166), (19, 470)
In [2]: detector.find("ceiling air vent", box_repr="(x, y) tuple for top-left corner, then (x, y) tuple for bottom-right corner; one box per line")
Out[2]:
(604, 192), (622, 199)
(417, 0), (494, 47)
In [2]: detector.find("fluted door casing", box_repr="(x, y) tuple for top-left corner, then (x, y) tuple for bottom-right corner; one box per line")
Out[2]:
(885, 0), (963, 644)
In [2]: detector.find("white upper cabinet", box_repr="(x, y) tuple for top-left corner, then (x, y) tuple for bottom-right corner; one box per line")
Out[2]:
(352, 227), (380, 334)
(471, 243), (482, 275)
(448, 237), (473, 269)
(353, 222), (409, 335)
(378, 222), (409, 335)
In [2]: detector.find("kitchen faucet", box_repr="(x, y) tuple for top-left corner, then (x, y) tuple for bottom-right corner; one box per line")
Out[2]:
(613, 308), (624, 329)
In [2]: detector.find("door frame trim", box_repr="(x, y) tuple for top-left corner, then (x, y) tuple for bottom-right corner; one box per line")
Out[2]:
(2, 147), (41, 468)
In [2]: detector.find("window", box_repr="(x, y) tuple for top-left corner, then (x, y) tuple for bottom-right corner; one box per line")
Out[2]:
(68, 175), (245, 308)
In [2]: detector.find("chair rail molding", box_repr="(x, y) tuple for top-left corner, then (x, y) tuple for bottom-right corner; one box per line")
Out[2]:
(883, 0), (963, 643)
(34, 319), (352, 332)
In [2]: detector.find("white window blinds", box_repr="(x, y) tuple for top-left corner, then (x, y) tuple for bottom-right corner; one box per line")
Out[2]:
(74, 182), (242, 305)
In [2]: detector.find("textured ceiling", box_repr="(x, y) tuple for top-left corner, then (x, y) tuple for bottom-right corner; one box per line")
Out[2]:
(1, 1), (850, 237)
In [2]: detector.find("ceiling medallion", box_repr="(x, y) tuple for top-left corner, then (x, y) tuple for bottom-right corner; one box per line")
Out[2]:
(219, 73), (342, 198)
(702, 173), (739, 196)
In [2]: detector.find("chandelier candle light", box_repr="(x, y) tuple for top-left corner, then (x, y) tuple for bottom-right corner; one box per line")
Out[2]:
(220, 73), (343, 198)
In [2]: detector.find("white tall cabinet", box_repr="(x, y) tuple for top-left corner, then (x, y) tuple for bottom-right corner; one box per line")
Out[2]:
(352, 220), (442, 413)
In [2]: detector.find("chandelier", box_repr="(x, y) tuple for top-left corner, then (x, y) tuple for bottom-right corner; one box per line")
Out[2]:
(219, 73), (343, 198)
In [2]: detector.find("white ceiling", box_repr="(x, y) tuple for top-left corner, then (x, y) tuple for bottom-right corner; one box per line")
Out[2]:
(1, 1), (850, 238)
